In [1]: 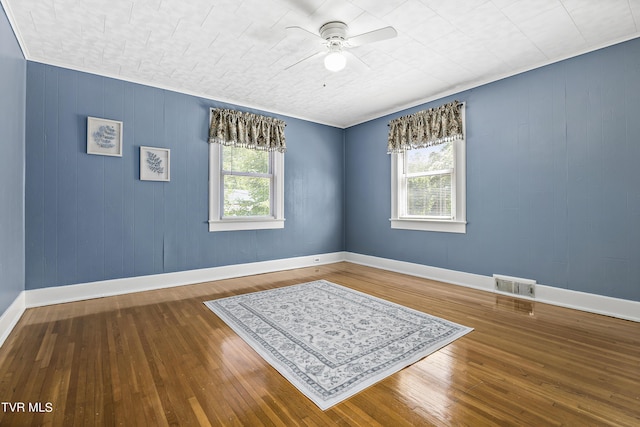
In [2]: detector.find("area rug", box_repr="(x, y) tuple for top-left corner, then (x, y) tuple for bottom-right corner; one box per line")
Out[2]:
(204, 279), (473, 410)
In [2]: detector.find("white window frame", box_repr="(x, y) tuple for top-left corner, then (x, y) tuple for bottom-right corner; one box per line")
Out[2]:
(390, 106), (466, 233)
(209, 143), (285, 232)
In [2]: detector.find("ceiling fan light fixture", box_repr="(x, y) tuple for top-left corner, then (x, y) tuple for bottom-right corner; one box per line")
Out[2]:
(324, 51), (346, 72)
(286, 20), (396, 72)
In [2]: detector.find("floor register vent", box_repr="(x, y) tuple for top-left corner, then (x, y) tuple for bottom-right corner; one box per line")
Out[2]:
(493, 274), (536, 298)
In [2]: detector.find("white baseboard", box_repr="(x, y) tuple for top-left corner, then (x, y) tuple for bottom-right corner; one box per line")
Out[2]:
(2, 250), (637, 349)
(344, 252), (640, 322)
(535, 286), (640, 322)
(25, 252), (346, 308)
(0, 291), (26, 348)
(344, 252), (495, 291)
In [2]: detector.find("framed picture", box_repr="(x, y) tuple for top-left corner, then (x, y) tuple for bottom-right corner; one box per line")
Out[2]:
(87, 117), (123, 157)
(140, 146), (170, 182)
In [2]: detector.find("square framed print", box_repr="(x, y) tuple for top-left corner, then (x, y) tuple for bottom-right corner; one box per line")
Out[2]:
(140, 146), (170, 181)
(87, 117), (123, 157)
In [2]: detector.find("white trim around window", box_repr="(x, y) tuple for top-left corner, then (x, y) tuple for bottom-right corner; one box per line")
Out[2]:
(390, 108), (466, 233)
(208, 143), (285, 232)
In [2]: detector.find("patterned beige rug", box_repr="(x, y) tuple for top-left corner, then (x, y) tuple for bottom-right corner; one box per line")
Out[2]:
(204, 279), (473, 410)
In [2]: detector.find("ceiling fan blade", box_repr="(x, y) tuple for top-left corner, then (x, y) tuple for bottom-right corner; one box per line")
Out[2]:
(286, 26), (325, 42)
(285, 50), (325, 70)
(279, 0), (318, 16)
(346, 26), (397, 47)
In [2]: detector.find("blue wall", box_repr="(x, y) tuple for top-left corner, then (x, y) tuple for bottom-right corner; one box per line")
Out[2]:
(0, 4), (26, 313)
(345, 38), (640, 302)
(25, 64), (344, 289)
(21, 34), (640, 303)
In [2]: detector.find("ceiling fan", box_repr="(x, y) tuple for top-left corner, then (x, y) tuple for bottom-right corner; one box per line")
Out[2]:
(285, 21), (397, 72)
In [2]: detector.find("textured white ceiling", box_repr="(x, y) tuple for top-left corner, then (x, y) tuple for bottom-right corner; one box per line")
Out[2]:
(3, 0), (639, 127)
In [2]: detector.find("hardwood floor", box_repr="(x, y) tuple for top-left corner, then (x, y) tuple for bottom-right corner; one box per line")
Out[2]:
(0, 262), (638, 426)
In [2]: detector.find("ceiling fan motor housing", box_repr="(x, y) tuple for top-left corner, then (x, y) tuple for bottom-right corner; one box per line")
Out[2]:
(319, 21), (348, 41)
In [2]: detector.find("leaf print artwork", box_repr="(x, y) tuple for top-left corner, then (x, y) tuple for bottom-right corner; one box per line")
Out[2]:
(92, 125), (117, 148)
(87, 117), (123, 156)
(140, 147), (170, 181)
(146, 151), (165, 175)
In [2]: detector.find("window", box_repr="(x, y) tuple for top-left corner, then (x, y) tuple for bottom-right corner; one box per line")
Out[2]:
(209, 144), (284, 232)
(390, 106), (466, 233)
(405, 142), (454, 217)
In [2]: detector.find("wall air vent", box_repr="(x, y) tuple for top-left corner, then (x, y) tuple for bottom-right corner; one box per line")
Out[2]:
(493, 274), (536, 298)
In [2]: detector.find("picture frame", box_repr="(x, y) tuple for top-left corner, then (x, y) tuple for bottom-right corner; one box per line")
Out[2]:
(87, 117), (123, 157)
(140, 146), (170, 182)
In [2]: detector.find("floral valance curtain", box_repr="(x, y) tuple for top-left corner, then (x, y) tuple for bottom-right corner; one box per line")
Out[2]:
(209, 108), (286, 153)
(387, 101), (463, 153)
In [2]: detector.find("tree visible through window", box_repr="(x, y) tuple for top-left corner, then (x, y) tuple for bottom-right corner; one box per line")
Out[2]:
(405, 142), (453, 218)
(221, 145), (272, 217)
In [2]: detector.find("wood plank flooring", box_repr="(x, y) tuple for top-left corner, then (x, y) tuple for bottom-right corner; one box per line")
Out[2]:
(0, 262), (638, 426)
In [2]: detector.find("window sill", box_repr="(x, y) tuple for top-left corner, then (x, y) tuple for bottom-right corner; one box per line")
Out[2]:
(209, 218), (285, 232)
(390, 218), (466, 233)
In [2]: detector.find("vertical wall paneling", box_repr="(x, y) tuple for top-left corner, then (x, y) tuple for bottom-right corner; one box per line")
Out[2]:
(0, 3), (26, 313)
(25, 64), (44, 288)
(103, 77), (126, 280)
(77, 72), (106, 283)
(344, 38), (640, 302)
(56, 70), (79, 286)
(24, 64), (345, 290)
(43, 67), (59, 284)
